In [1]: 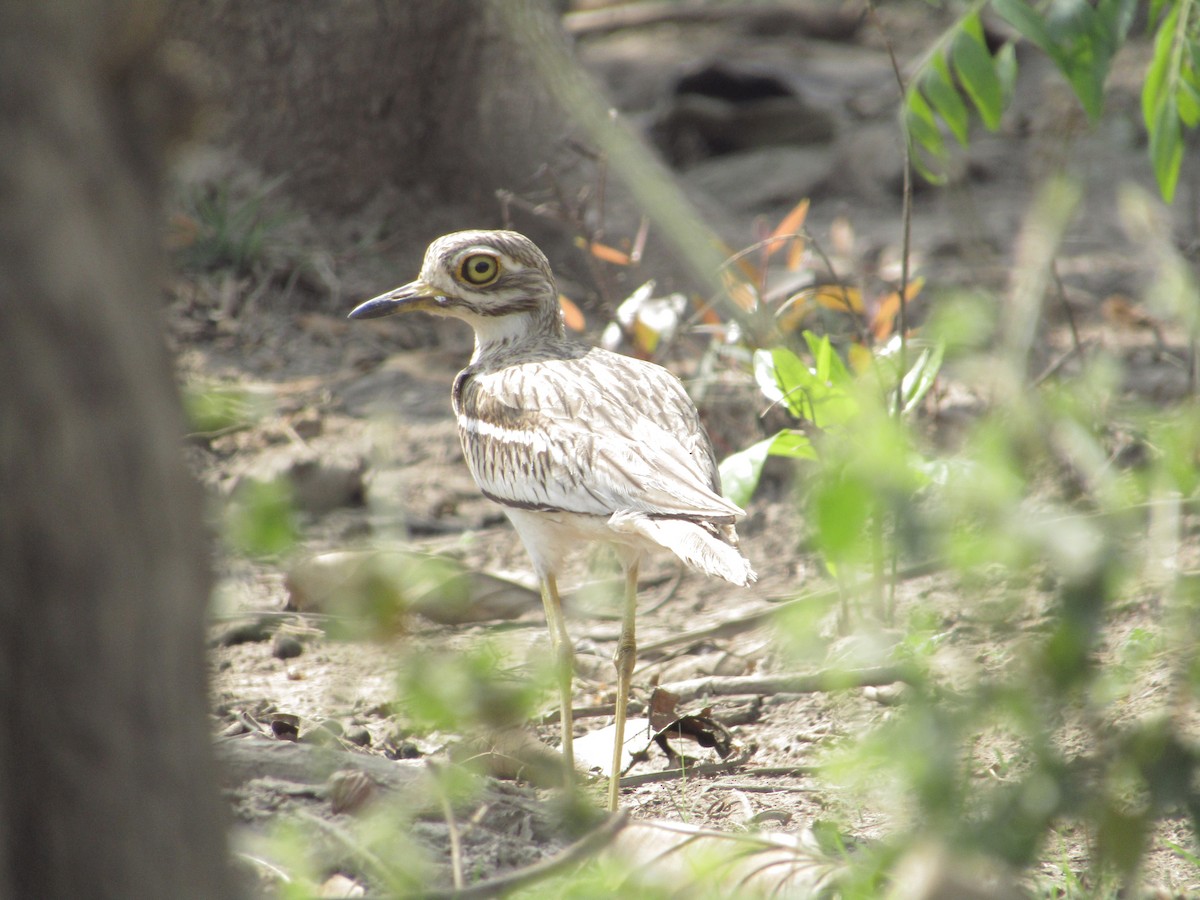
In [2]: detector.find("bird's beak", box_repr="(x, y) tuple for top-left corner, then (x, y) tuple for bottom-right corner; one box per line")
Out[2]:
(347, 279), (441, 319)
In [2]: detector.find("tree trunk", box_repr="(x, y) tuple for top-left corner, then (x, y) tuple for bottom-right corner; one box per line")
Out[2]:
(165, 0), (576, 219)
(0, 2), (233, 896)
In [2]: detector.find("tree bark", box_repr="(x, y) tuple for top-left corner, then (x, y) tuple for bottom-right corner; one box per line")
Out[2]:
(164, 0), (577, 219)
(0, 2), (233, 896)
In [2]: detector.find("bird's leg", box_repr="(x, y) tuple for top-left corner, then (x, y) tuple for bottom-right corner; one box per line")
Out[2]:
(609, 561), (639, 811)
(540, 574), (575, 785)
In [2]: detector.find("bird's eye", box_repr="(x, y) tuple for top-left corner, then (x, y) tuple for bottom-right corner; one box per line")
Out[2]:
(459, 253), (500, 286)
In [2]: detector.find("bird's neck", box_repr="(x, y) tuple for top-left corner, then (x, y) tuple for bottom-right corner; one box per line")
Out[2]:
(469, 301), (567, 363)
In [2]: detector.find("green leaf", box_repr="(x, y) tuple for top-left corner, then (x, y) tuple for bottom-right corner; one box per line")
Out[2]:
(923, 56), (971, 146)
(899, 342), (946, 414)
(768, 429), (819, 461)
(1150, 92), (1184, 202)
(802, 331), (853, 387)
(719, 430), (817, 507)
(1142, 1), (1178, 131)
(811, 470), (872, 561)
(905, 86), (947, 164)
(770, 346), (814, 393)
(997, 0), (1133, 123)
(752, 348), (786, 406)
(756, 345), (834, 421)
(227, 478), (297, 557)
(1179, 77), (1200, 127)
(993, 0), (1054, 51)
(1141, 0), (1200, 199)
(952, 13), (1004, 130)
(995, 42), (1019, 105)
(720, 435), (776, 507)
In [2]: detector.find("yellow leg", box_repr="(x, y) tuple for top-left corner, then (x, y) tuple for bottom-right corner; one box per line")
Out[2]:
(540, 574), (575, 785)
(609, 561), (639, 811)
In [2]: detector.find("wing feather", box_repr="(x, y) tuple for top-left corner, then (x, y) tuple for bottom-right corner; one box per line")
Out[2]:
(454, 346), (742, 522)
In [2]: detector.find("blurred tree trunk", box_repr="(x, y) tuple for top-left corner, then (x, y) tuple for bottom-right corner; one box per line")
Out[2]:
(165, 0), (577, 219)
(0, 2), (233, 897)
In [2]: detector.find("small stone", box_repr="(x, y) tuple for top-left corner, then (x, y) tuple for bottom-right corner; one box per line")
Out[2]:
(272, 632), (303, 660)
(269, 713), (300, 741)
(344, 724), (372, 747)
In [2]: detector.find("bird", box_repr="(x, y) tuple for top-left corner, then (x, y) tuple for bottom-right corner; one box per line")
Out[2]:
(348, 230), (756, 810)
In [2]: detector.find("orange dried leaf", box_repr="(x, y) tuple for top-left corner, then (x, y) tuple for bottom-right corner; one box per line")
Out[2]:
(695, 300), (723, 326)
(558, 294), (586, 332)
(589, 241), (631, 266)
(720, 268), (760, 312)
(766, 198), (810, 258)
(872, 291), (900, 341)
(776, 292), (813, 334)
(785, 234), (807, 272)
(812, 285), (863, 313)
(871, 277), (924, 341)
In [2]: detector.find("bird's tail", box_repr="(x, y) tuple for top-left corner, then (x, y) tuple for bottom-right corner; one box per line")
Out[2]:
(608, 512), (757, 586)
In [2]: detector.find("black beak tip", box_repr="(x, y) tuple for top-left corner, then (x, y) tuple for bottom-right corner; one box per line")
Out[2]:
(346, 297), (396, 320)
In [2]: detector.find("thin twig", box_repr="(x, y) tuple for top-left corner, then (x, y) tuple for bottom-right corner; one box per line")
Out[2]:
(618, 749), (755, 788)
(1050, 261), (1083, 354)
(1032, 341), (1086, 387)
(657, 666), (909, 703)
(867, 0), (914, 624)
(642, 566), (685, 615)
(709, 782), (821, 794)
(428, 761), (464, 890)
(637, 559), (941, 656)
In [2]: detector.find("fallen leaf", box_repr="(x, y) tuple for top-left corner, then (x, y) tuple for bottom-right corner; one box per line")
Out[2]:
(720, 268), (760, 312)
(559, 294), (586, 331)
(765, 198), (810, 263)
(648, 687), (681, 733)
(573, 717), (654, 778)
(589, 241), (631, 265)
(871, 277), (923, 342)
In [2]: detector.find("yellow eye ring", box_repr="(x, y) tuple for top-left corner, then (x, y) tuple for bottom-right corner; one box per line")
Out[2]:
(459, 253), (500, 286)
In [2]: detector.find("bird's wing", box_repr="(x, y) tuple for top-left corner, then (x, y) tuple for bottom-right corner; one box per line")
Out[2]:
(453, 348), (743, 522)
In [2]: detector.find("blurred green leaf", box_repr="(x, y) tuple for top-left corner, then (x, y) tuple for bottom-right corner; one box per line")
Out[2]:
(226, 477), (297, 557)
(397, 643), (545, 733)
(182, 383), (260, 434)
(720, 429), (816, 507)
(811, 469), (872, 561)
(923, 55), (971, 147)
(951, 13), (1004, 129)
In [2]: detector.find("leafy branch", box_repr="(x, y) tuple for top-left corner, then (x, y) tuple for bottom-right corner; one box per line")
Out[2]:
(905, 0), (1198, 201)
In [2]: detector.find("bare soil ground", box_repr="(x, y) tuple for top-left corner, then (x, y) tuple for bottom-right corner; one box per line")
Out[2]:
(170, 4), (1200, 896)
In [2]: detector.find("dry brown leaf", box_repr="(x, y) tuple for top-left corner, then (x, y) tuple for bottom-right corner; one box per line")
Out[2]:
(871, 277), (923, 342)
(648, 687), (681, 733)
(814, 284), (863, 313)
(720, 268), (760, 313)
(559, 294), (586, 332)
(765, 198), (810, 265)
(589, 241), (632, 265)
(1101, 294), (1155, 330)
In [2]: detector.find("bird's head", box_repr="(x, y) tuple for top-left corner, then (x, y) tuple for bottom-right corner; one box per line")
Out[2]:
(348, 231), (563, 347)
